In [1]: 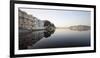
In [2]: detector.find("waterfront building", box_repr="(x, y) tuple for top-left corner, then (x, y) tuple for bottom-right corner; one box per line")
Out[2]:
(19, 9), (45, 31)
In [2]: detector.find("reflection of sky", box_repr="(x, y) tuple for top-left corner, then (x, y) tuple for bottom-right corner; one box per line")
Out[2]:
(31, 29), (90, 48)
(20, 8), (91, 27)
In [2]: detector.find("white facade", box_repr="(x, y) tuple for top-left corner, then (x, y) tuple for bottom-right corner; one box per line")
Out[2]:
(19, 10), (45, 30)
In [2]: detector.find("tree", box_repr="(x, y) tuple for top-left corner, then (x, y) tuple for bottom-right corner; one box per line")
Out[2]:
(50, 24), (55, 28)
(44, 20), (51, 26)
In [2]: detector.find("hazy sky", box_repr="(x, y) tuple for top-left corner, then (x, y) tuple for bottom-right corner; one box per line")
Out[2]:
(20, 8), (91, 27)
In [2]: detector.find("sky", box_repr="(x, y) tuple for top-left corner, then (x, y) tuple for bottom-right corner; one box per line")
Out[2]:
(20, 8), (91, 27)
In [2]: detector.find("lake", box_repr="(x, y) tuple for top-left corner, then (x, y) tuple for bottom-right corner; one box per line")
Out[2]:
(19, 29), (90, 50)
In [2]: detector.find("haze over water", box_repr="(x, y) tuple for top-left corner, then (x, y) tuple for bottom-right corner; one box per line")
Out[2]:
(19, 8), (91, 50)
(19, 28), (90, 49)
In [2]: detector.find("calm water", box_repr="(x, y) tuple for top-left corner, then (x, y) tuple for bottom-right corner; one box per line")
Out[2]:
(19, 29), (90, 50)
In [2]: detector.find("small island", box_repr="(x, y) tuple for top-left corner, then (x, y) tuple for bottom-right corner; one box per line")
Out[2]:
(68, 25), (90, 31)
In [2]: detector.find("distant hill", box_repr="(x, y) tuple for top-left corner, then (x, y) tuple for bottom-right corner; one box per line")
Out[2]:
(68, 25), (90, 31)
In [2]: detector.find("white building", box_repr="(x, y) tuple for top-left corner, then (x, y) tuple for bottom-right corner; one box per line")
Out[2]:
(19, 9), (45, 31)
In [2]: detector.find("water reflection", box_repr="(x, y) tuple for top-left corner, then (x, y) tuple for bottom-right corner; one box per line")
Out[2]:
(19, 28), (90, 50)
(44, 29), (55, 38)
(19, 29), (55, 50)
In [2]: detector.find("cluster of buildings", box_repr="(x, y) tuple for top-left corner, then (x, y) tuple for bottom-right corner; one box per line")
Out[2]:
(19, 9), (45, 31)
(19, 9), (56, 49)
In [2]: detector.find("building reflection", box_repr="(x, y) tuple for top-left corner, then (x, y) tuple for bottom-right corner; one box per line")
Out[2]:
(44, 29), (55, 38)
(19, 29), (55, 50)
